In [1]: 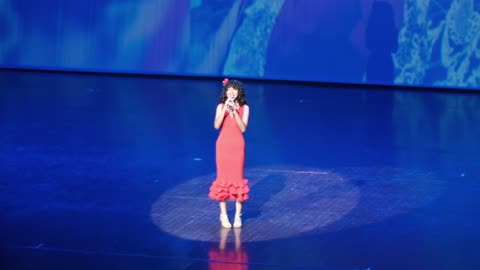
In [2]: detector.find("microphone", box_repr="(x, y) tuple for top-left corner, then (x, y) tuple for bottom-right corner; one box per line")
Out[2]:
(227, 94), (235, 117)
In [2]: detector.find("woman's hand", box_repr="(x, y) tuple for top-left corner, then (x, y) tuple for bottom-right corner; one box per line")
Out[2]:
(226, 100), (237, 117)
(222, 102), (229, 114)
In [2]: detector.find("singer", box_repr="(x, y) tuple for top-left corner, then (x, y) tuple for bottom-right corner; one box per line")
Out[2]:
(209, 78), (250, 228)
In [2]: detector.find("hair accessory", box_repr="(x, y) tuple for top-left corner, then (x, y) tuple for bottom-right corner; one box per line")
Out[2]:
(222, 78), (229, 86)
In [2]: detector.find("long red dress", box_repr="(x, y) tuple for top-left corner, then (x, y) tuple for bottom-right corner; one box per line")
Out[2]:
(209, 104), (250, 202)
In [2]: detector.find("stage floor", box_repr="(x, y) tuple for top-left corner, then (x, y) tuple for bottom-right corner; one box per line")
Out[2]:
(1, 70), (480, 270)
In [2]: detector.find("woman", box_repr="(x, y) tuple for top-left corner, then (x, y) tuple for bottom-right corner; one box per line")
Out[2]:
(208, 78), (250, 228)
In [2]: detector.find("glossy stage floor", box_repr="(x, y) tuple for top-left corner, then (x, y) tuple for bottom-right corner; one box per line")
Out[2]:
(1, 70), (479, 270)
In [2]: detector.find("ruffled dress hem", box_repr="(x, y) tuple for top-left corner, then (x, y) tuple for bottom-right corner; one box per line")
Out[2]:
(208, 179), (250, 202)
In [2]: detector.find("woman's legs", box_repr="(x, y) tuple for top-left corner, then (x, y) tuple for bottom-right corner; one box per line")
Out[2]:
(218, 200), (242, 228)
(219, 201), (232, 228)
(233, 200), (242, 228)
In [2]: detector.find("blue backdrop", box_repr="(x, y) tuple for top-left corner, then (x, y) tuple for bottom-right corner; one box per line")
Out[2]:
(1, 0), (479, 90)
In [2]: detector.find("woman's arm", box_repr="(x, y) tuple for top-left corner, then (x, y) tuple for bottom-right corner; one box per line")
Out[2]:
(233, 105), (249, 133)
(214, 103), (227, 129)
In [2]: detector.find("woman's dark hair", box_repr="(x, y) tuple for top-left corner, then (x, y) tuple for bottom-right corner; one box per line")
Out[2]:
(220, 79), (247, 106)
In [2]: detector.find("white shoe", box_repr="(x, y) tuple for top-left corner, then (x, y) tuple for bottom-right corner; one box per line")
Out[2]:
(233, 213), (242, 228)
(220, 214), (232, 228)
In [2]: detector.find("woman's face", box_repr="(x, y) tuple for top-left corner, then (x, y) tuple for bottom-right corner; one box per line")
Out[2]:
(226, 87), (239, 99)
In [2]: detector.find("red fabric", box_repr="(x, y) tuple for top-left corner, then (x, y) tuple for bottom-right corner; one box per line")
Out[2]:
(209, 105), (250, 202)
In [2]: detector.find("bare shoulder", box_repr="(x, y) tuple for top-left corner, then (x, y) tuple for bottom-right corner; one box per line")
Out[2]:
(243, 104), (250, 110)
(216, 103), (224, 110)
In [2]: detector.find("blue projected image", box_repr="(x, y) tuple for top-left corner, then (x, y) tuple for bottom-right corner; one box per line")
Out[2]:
(0, 0), (479, 90)
(394, 0), (480, 88)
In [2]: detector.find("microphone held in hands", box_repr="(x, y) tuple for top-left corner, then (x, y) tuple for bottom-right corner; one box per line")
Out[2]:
(227, 94), (235, 117)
